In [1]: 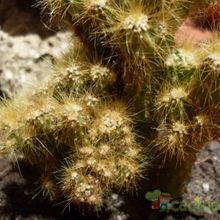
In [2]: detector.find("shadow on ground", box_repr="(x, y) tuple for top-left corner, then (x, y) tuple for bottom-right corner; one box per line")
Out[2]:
(0, 0), (58, 37)
(0, 156), (153, 220)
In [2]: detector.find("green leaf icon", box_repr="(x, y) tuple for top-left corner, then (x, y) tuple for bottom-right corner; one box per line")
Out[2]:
(145, 189), (161, 201)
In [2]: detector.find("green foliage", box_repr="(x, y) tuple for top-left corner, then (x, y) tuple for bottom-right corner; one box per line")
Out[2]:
(145, 189), (161, 202)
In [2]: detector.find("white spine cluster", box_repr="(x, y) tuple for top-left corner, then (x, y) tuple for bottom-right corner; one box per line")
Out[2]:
(66, 65), (82, 80)
(90, 64), (109, 81)
(172, 121), (187, 136)
(62, 102), (83, 122)
(88, 0), (107, 10)
(159, 87), (187, 107)
(165, 49), (196, 69)
(124, 14), (149, 34)
(84, 95), (99, 107)
(195, 115), (207, 127)
(99, 112), (124, 134)
(170, 88), (188, 102)
(25, 104), (54, 121)
(207, 53), (220, 71)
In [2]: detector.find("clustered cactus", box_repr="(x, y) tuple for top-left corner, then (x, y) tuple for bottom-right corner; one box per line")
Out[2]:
(0, 0), (219, 209)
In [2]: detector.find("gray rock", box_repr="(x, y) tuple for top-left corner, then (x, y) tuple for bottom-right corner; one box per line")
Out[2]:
(0, 30), (72, 97)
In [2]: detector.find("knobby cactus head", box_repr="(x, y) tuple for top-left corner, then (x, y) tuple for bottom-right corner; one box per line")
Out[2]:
(0, 0), (219, 209)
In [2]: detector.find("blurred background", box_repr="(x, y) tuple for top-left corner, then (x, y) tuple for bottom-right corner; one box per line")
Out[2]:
(0, 0), (72, 98)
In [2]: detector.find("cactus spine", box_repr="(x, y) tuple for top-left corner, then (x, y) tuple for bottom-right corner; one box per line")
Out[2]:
(0, 0), (219, 208)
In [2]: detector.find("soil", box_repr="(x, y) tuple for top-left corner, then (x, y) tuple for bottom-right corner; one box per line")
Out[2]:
(0, 0), (58, 37)
(0, 142), (219, 220)
(0, 1), (219, 219)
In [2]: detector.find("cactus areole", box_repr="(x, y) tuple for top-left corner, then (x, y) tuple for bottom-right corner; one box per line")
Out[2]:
(0, 0), (219, 209)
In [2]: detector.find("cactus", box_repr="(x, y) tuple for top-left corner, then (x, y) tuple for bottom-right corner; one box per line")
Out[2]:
(0, 0), (219, 209)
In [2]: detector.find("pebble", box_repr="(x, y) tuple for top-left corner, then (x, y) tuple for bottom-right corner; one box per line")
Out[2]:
(208, 141), (220, 151)
(202, 182), (210, 193)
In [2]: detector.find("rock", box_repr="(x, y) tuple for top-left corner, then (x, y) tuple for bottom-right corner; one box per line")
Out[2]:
(208, 141), (220, 152)
(0, 30), (72, 97)
(202, 183), (210, 193)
